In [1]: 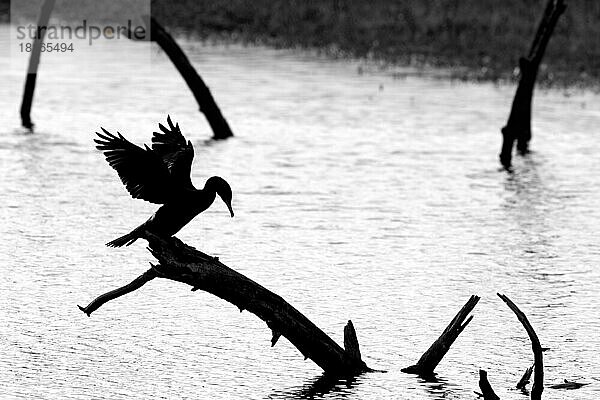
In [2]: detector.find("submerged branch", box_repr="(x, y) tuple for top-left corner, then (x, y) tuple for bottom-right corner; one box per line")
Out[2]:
(402, 295), (480, 376)
(517, 364), (534, 390)
(144, 16), (234, 140)
(478, 369), (501, 400)
(499, 0), (566, 169)
(20, 0), (56, 130)
(498, 293), (544, 400)
(79, 233), (369, 376)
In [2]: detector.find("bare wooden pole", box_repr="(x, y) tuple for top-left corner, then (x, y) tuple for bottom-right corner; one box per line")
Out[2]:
(499, 0), (566, 169)
(402, 295), (480, 376)
(145, 16), (234, 140)
(79, 233), (369, 375)
(20, 0), (56, 130)
(498, 293), (544, 400)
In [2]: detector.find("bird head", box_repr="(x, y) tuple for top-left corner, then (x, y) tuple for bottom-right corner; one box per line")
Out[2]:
(207, 176), (234, 217)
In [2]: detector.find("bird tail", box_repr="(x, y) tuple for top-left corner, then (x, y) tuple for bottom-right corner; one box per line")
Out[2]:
(106, 229), (140, 248)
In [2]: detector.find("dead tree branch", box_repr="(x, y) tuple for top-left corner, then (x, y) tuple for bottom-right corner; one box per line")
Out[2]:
(499, 0), (566, 169)
(78, 268), (158, 316)
(517, 364), (534, 390)
(144, 16), (234, 140)
(498, 293), (544, 400)
(478, 369), (501, 400)
(20, 0), (56, 130)
(402, 295), (480, 376)
(79, 233), (369, 376)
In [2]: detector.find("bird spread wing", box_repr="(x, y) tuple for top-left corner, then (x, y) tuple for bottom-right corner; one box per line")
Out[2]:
(95, 128), (176, 204)
(151, 115), (195, 189)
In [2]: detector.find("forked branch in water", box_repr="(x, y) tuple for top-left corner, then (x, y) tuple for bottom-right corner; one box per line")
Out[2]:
(78, 233), (369, 376)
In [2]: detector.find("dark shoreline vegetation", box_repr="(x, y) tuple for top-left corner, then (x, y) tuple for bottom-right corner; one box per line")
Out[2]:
(149, 0), (599, 88)
(1, 0), (597, 87)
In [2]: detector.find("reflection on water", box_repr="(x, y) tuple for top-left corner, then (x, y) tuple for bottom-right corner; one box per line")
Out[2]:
(1, 25), (599, 399)
(271, 373), (361, 399)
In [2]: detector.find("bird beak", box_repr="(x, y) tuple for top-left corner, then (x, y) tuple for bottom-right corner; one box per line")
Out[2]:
(227, 202), (234, 218)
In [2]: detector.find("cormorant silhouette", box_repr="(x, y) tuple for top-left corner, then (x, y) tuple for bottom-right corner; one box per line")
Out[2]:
(95, 116), (234, 247)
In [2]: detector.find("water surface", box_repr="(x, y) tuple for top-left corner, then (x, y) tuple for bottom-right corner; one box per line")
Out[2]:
(1, 25), (599, 399)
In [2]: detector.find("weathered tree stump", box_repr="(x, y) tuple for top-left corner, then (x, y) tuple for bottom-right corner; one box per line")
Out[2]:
(499, 0), (566, 169)
(79, 233), (369, 376)
(19, 0), (56, 130)
(478, 369), (501, 400)
(143, 16), (234, 140)
(402, 295), (480, 376)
